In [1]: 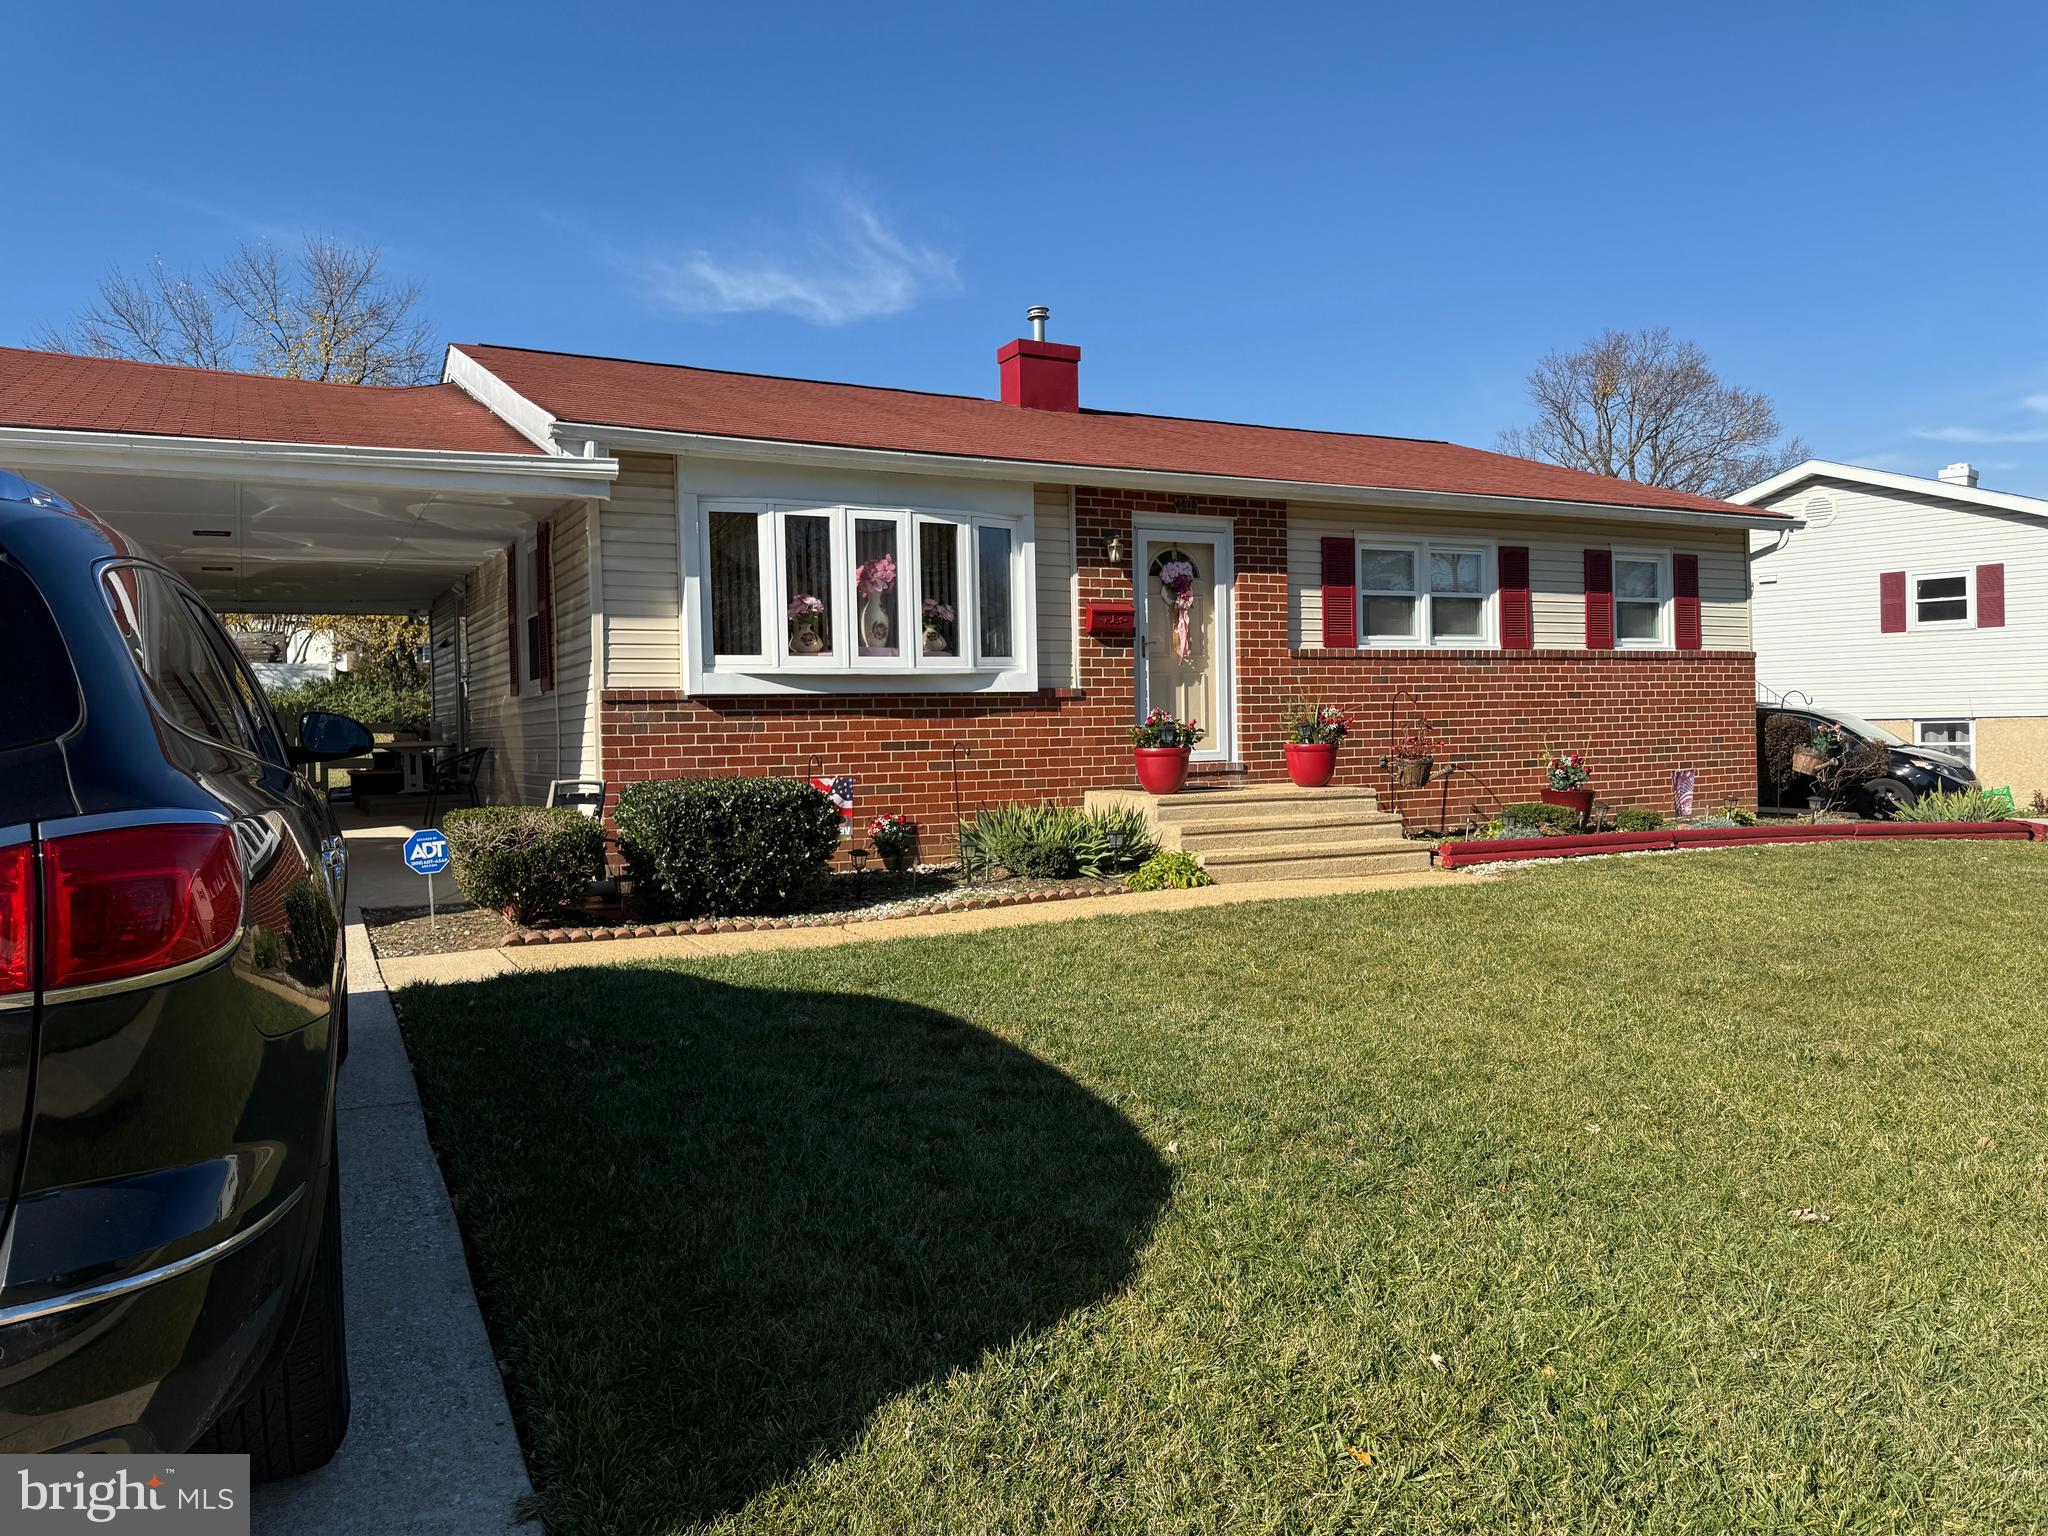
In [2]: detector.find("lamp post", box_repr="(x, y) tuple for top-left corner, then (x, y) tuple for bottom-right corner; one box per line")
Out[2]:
(850, 846), (870, 887)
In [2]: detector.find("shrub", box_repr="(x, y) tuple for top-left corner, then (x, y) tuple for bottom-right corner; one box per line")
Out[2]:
(1761, 713), (1812, 797)
(1500, 801), (1581, 832)
(957, 803), (1158, 880)
(1490, 818), (1545, 840)
(267, 671), (432, 737)
(1727, 803), (1759, 826)
(445, 806), (607, 924)
(1889, 788), (2013, 823)
(1614, 807), (1665, 832)
(1126, 850), (1214, 890)
(615, 777), (841, 918)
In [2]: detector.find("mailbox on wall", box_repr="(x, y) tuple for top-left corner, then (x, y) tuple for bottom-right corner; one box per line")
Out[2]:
(1082, 601), (1136, 638)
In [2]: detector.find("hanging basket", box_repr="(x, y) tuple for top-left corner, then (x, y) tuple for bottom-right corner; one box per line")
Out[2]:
(1790, 746), (1827, 776)
(1391, 755), (1434, 788)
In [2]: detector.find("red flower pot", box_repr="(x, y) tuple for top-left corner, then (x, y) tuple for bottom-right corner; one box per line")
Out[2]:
(1285, 741), (1339, 788)
(1540, 787), (1595, 816)
(1133, 746), (1192, 796)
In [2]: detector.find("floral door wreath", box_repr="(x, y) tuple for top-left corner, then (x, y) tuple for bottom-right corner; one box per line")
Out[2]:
(1149, 548), (1199, 662)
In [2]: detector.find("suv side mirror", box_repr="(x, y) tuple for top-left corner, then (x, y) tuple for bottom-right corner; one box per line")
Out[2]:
(292, 710), (374, 764)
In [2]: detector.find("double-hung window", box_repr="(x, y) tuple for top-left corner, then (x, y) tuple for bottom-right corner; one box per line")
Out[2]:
(1912, 570), (1971, 627)
(703, 501), (1023, 676)
(1612, 550), (1670, 648)
(1915, 719), (1974, 766)
(1355, 537), (1494, 647)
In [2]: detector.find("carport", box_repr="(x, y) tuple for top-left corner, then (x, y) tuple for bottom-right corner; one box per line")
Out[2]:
(0, 347), (617, 800)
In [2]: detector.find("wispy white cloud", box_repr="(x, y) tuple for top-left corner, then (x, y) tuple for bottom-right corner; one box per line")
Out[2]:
(631, 196), (958, 326)
(1909, 424), (2048, 444)
(2021, 392), (2048, 415)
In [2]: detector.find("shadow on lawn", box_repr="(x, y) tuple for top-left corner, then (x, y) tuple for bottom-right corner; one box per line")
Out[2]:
(405, 967), (1172, 1530)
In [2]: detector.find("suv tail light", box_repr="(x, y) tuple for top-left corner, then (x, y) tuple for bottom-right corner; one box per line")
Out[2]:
(0, 843), (30, 998)
(42, 823), (243, 994)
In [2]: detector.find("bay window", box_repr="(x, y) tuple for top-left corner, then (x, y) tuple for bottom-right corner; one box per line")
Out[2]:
(1612, 550), (1670, 648)
(702, 500), (1023, 677)
(1355, 537), (1494, 647)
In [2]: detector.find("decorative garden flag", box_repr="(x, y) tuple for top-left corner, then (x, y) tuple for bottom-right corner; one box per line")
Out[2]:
(1673, 768), (1696, 818)
(812, 774), (856, 838)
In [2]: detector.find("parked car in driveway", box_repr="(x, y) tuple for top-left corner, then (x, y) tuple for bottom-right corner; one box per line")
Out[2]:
(0, 469), (371, 1474)
(1757, 702), (1979, 816)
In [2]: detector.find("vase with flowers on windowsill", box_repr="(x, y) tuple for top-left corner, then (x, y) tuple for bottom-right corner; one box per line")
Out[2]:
(855, 555), (898, 657)
(788, 593), (827, 655)
(921, 597), (956, 656)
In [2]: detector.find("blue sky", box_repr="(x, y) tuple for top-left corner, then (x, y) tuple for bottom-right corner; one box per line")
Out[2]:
(10, 2), (2048, 493)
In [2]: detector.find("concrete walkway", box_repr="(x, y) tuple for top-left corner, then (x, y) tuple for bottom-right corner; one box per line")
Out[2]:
(252, 921), (533, 1533)
(380, 867), (1470, 986)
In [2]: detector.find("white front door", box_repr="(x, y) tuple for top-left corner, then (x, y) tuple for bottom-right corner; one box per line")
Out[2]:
(1135, 521), (1235, 763)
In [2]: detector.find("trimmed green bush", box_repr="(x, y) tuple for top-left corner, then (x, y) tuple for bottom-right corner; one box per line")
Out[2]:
(1500, 801), (1582, 832)
(1889, 788), (2013, 823)
(1126, 850), (1214, 891)
(267, 671), (432, 737)
(1614, 807), (1665, 832)
(616, 776), (842, 918)
(957, 803), (1158, 880)
(445, 806), (607, 924)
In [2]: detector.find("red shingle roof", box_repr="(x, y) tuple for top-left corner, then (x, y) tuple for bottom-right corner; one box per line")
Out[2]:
(455, 343), (1780, 518)
(0, 346), (541, 455)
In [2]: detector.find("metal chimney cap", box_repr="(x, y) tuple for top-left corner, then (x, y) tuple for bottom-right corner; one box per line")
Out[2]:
(1026, 305), (1050, 340)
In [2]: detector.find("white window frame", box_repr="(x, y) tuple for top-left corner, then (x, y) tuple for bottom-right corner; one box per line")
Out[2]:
(691, 498), (1031, 689)
(1909, 568), (1974, 629)
(516, 533), (543, 696)
(1913, 718), (1974, 767)
(1351, 535), (1497, 649)
(1611, 547), (1672, 651)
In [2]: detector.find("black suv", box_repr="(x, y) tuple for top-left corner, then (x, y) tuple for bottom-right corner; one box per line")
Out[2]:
(0, 470), (370, 1474)
(1756, 703), (1980, 816)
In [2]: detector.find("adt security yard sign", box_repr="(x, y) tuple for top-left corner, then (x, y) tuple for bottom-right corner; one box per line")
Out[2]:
(404, 829), (451, 924)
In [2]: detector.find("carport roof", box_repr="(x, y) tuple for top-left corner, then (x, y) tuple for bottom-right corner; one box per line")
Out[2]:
(0, 346), (542, 455)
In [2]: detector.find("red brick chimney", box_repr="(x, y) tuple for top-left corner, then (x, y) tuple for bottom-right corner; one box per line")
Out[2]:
(998, 305), (1079, 412)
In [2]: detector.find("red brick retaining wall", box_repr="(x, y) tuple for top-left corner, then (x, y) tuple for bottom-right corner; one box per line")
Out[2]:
(600, 487), (1759, 850)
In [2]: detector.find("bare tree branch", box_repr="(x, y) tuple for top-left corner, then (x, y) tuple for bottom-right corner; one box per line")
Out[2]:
(1495, 328), (1805, 500)
(37, 237), (436, 385)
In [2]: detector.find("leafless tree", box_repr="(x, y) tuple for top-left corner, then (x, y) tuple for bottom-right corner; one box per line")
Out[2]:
(34, 236), (435, 385)
(1497, 328), (1807, 500)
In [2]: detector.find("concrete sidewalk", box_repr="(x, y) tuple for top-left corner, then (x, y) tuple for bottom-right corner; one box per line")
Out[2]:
(379, 867), (1470, 986)
(252, 924), (533, 1534)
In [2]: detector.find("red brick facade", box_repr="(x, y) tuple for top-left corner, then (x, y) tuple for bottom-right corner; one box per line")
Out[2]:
(600, 487), (1758, 851)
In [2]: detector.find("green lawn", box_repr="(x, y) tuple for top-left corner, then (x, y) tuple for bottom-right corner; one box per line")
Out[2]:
(397, 843), (2048, 1535)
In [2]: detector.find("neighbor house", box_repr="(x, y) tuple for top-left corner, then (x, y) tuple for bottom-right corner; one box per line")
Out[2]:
(1733, 459), (2046, 801)
(0, 319), (1787, 846)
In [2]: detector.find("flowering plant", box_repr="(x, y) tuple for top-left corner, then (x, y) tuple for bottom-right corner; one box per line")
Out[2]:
(788, 593), (825, 620)
(921, 597), (955, 623)
(856, 555), (897, 595)
(1810, 723), (1844, 756)
(1547, 752), (1590, 790)
(1391, 728), (1444, 762)
(867, 812), (917, 856)
(1131, 707), (1205, 749)
(1282, 699), (1352, 746)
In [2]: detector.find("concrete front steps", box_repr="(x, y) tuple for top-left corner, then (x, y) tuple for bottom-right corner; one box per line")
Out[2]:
(1085, 782), (1434, 884)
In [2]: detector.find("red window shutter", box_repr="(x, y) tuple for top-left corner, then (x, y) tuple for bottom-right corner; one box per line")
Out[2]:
(504, 542), (521, 695)
(1320, 536), (1356, 648)
(536, 520), (556, 691)
(1879, 570), (1907, 633)
(1583, 549), (1613, 650)
(1977, 562), (2005, 628)
(1499, 545), (1533, 650)
(1673, 552), (1702, 650)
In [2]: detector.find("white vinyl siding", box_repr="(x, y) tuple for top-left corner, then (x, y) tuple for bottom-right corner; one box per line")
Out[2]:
(1034, 484), (1076, 686)
(1289, 502), (1750, 651)
(1749, 478), (2046, 719)
(602, 452), (682, 688)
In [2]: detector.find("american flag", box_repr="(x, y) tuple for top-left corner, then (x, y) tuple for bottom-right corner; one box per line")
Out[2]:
(811, 774), (855, 838)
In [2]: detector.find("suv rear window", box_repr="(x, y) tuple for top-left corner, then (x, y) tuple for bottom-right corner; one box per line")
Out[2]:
(0, 560), (83, 750)
(101, 564), (264, 758)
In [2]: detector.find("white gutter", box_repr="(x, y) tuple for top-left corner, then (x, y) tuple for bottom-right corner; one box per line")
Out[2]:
(0, 426), (618, 500)
(555, 420), (1795, 532)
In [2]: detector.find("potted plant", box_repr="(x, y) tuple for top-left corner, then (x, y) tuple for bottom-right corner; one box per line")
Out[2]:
(1540, 751), (1594, 817)
(1384, 728), (1444, 788)
(1130, 707), (1204, 795)
(788, 593), (827, 655)
(868, 812), (918, 872)
(921, 596), (955, 656)
(1791, 722), (1840, 778)
(1280, 699), (1352, 787)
